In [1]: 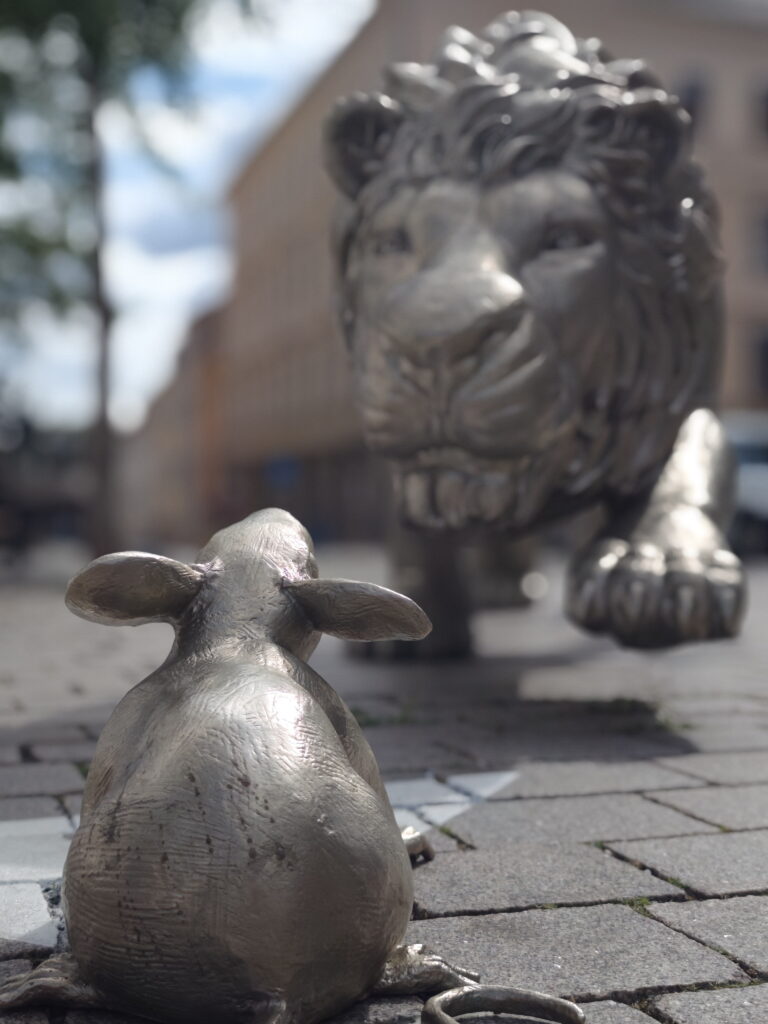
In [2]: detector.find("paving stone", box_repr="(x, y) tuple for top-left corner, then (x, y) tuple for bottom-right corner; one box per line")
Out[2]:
(62, 792), (83, 824)
(0, 882), (59, 947)
(412, 842), (678, 915)
(366, 727), (476, 777)
(0, 762), (84, 797)
(0, 959), (32, 981)
(406, 904), (746, 1000)
(0, 935), (53, 960)
(446, 770), (519, 799)
(391, 808), (457, 854)
(385, 777), (468, 807)
(0, 1012), (49, 1024)
(610, 830), (768, 896)
(329, 996), (423, 1024)
(672, 721), (768, 752)
(663, 695), (768, 717)
(67, 996), (423, 1024)
(478, 761), (705, 799)
(30, 740), (98, 763)
(0, 724), (86, 746)
(657, 751), (768, 785)
(580, 1002), (656, 1022)
(649, 895), (768, 972)
(66, 1013), (146, 1024)
(0, 816), (72, 883)
(0, 796), (63, 820)
(0, 747), (21, 765)
(655, 983), (768, 1023)
(444, 794), (716, 847)
(648, 783), (768, 831)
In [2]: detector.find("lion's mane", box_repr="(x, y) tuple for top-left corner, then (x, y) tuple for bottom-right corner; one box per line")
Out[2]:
(326, 10), (724, 513)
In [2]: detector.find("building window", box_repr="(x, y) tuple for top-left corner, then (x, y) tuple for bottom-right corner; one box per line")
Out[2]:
(675, 75), (707, 134)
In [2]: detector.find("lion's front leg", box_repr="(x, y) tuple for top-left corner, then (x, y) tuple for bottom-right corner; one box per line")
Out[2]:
(351, 524), (473, 660)
(567, 408), (746, 647)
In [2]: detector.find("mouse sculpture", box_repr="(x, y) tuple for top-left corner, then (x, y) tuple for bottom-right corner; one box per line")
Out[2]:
(324, 9), (746, 654)
(0, 509), (584, 1024)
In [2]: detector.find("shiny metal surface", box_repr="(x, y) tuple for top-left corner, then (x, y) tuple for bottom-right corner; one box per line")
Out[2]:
(325, 9), (745, 648)
(0, 508), (583, 1024)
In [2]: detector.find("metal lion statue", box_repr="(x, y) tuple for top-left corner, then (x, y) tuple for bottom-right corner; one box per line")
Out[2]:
(324, 10), (746, 652)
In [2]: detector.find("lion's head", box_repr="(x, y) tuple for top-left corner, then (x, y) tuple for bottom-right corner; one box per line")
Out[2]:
(324, 11), (723, 531)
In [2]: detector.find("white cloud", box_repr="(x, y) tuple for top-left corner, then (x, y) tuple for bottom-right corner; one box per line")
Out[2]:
(104, 239), (232, 312)
(11, 308), (98, 429)
(110, 309), (189, 432)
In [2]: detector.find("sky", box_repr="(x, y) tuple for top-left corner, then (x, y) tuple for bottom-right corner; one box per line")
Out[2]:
(11, 0), (375, 432)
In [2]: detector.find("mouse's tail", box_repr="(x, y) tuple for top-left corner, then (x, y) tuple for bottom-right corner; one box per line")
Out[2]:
(422, 984), (586, 1024)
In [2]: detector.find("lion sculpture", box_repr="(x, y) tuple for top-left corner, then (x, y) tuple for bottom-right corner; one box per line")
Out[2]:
(323, 10), (746, 654)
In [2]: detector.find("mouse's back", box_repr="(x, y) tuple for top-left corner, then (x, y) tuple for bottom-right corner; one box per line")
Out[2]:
(61, 508), (432, 1024)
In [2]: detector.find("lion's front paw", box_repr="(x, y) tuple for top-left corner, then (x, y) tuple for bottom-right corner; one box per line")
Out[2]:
(566, 537), (746, 647)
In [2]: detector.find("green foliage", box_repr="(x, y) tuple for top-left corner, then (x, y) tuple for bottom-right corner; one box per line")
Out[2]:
(0, 0), (262, 347)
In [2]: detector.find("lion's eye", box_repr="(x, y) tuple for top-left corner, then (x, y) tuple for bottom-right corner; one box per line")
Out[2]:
(370, 227), (412, 256)
(540, 225), (595, 251)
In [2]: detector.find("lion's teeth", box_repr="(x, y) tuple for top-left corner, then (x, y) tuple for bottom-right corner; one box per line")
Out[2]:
(434, 471), (467, 528)
(475, 474), (513, 521)
(403, 472), (433, 524)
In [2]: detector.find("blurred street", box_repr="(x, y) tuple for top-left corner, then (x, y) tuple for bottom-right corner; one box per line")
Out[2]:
(1, 551), (768, 1021)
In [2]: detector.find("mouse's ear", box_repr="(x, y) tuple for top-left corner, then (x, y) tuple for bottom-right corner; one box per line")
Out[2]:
(285, 577), (431, 642)
(66, 552), (205, 626)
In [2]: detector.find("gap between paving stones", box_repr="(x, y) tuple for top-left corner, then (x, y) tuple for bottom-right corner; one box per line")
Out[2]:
(411, 892), (692, 921)
(602, 841), (768, 908)
(642, 910), (768, 986)
(639, 791), (735, 834)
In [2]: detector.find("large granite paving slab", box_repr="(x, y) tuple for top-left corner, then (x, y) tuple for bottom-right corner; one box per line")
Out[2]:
(0, 815), (72, 883)
(0, 1012), (48, 1023)
(655, 983), (768, 1024)
(413, 842), (679, 915)
(442, 794), (715, 847)
(0, 762), (84, 798)
(648, 783), (768, 831)
(0, 960), (32, 984)
(656, 751), (768, 785)
(29, 740), (98, 764)
(66, 1003), (424, 1024)
(0, 881), (58, 946)
(0, 796), (63, 821)
(407, 904), (746, 1000)
(649, 895), (768, 972)
(581, 1003), (657, 1023)
(365, 726), (477, 777)
(610, 830), (768, 896)
(472, 761), (704, 799)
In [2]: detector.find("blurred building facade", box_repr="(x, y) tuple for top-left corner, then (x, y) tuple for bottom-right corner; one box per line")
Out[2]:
(117, 0), (768, 546)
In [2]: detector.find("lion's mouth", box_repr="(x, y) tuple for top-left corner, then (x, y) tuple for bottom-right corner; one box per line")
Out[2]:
(391, 452), (563, 530)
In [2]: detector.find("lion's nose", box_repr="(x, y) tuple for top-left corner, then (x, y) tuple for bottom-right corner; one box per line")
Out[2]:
(382, 270), (525, 360)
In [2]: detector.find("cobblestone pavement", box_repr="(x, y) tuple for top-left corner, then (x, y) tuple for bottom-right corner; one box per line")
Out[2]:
(1, 552), (768, 1023)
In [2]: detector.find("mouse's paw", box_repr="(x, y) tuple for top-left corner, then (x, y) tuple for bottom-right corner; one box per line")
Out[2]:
(0, 953), (101, 1011)
(402, 826), (435, 864)
(566, 533), (746, 647)
(373, 943), (480, 997)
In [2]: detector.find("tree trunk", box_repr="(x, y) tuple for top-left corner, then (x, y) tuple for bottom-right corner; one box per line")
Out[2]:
(85, 91), (118, 556)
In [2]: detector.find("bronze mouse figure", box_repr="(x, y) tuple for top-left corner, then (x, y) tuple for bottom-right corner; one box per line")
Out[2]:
(0, 509), (584, 1024)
